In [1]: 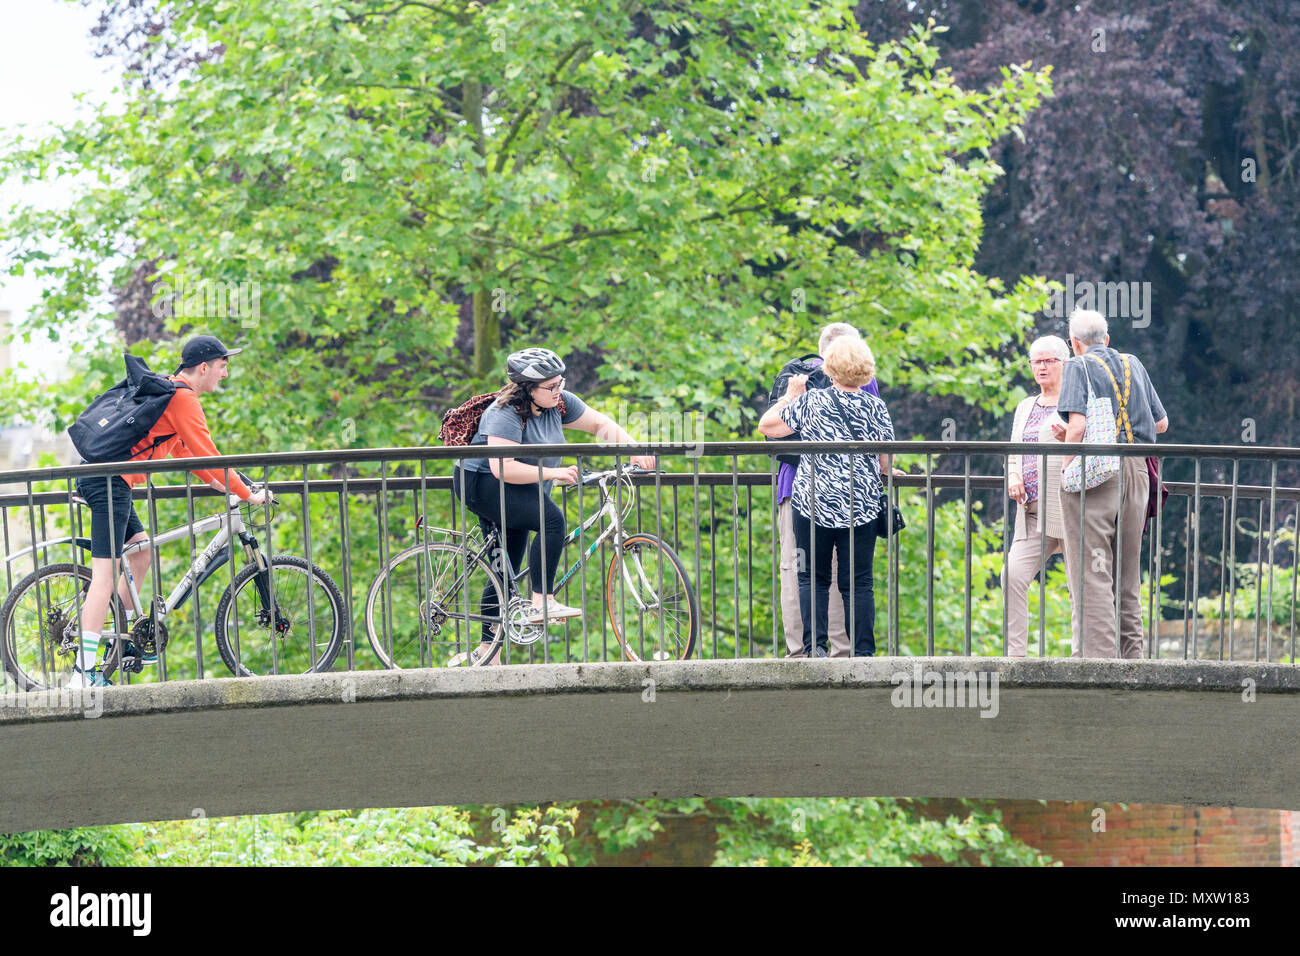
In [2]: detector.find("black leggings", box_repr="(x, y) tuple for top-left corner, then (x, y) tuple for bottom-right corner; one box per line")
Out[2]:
(453, 469), (567, 631)
(792, 511), (878, 657)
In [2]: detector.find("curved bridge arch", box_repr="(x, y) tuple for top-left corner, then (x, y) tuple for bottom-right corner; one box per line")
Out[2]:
(2, 658), (1298, 833)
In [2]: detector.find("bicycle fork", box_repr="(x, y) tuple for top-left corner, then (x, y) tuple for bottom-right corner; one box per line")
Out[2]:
(617, 539), (664, 612)
(243, 535), (285, 630)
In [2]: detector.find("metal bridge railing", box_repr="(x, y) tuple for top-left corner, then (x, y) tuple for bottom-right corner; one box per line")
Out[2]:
(0, 440), (1296, 691)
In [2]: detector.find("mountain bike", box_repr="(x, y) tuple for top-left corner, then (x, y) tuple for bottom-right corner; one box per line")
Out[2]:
(365, 464), (699, 667)
(0, 485), (346, 689)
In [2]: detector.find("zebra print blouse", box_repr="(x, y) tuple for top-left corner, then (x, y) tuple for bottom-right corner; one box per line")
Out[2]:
(779, 387), (894, 528)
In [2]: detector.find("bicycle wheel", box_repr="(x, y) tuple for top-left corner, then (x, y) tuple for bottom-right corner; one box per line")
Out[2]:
(0, 563), (123, 691)
(606, 534), (699, 662)
(213, 555), (346, 677)
(365, 541), (507, 668)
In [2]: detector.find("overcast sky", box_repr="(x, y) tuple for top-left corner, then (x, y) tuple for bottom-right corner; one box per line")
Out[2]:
(0, 0), (121, 374)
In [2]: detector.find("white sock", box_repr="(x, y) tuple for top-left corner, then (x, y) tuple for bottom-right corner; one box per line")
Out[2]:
(77, 632), (101, 672)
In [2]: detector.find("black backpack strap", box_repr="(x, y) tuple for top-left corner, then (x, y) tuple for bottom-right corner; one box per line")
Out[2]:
(142, 433), (177, 460)
(139, 378), (190, 460)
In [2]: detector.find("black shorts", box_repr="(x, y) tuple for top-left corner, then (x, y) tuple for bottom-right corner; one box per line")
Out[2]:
(76, 476), (145, 559)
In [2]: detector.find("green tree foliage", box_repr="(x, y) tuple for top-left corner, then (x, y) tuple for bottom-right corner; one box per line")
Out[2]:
(124, 805), (577, 866)
(0, 826), (131, 866)
(8, 798), (1049, 867)
(708, 798), (1054, 866)
(2, 0), (1050, 449)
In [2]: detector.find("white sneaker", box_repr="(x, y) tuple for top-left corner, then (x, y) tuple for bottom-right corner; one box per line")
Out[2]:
(447, 642), (501, 667)
(66, 669), (90, 690)
(526, 600), (582, 623)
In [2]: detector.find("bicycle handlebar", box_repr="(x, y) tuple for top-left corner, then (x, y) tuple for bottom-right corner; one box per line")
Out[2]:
(579, 464), (663, 486)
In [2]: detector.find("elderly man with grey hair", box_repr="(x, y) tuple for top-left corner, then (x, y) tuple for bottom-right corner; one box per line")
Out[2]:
(1052, 309), (1169, 659)
(766, 323), (884, 657)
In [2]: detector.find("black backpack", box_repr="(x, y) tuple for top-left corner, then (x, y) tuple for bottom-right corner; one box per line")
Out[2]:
(764, 353), (831, 466)
(68, 354), (192, 464)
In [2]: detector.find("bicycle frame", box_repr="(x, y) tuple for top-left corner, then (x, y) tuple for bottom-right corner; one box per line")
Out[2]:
(457, 472), (655, 610)
(111, 507), (262, 629)
(542, 484), (626, 592)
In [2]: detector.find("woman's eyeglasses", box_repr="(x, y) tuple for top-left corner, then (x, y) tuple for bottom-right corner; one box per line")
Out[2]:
(1030, 358), (1061, 368)
(535, 378), (566, 395)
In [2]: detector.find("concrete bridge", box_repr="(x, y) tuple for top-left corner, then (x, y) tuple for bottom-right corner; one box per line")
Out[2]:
(3, 657), (1298, 833)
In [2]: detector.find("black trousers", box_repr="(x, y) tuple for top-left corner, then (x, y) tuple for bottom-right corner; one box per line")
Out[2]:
(453, 468), (567, 638)
(792, 510), (878, 657)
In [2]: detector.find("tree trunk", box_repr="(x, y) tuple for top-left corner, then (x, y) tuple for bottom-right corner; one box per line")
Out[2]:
(463, 77), (497, 378)
(472, 284), (499, 378)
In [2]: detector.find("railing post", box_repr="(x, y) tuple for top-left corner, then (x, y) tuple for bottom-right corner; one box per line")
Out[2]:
(1255, 498), (1265, 662)
(692, 454), (701, 661)
(224, 466), (241, 672)
(339, 466), (355, 672)
(770, 456), (778, 659)
(926, 453), (934, 657)
(261, 464), (280, 675)
(183, 472), (203, 679)
(1190, 458), (1200, 660)
(730, 455), (740, 660)
(999, 451), (1008, 658)
(1266, 460), (1278, 662)
(1228, 459), (1238, 661)
(300, 464), (318, 671)
(963, 454), (972, 657)
(1218, 491), (1228, 661)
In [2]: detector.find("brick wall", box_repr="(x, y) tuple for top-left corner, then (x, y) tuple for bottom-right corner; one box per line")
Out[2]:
(983, 801), (1299, 866)
(590, 800), (1300, 866)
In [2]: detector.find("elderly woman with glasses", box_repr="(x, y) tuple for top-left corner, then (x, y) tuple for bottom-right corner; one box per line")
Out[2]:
(1003, 335), (1071, 657)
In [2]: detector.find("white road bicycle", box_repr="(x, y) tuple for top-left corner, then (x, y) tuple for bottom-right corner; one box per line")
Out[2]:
(0, 484), (346, 689)
(365, 464), (699, 667)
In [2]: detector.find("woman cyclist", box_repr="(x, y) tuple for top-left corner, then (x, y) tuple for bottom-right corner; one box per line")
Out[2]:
(452, 347), (655, 663)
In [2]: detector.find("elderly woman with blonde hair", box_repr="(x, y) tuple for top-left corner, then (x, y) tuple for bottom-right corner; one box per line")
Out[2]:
(1004, 334), (1070, 656)
(759, 334), (894, 658)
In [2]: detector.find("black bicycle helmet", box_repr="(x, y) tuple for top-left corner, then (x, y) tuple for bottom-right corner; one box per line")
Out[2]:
(506, 347), (566, 384)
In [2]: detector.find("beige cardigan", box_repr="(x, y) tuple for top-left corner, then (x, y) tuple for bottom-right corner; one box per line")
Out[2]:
(1008, 395), (1065, 541)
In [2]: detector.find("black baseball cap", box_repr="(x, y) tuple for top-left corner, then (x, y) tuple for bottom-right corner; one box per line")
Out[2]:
(175, 335), (243, 373)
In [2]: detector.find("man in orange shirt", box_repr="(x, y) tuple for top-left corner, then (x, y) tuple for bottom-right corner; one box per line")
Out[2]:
(69, 335), (270, 687)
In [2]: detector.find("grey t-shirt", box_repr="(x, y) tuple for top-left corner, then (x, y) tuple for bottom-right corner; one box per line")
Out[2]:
(461, 389), (589, 486)
(1057, 345), (1167, 443)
